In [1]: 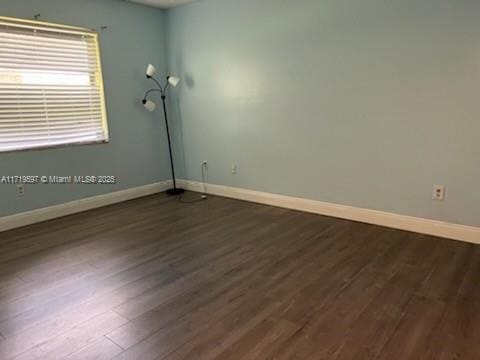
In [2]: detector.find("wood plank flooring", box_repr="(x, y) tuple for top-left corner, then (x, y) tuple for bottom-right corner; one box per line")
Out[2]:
(0, 192), (479, 359)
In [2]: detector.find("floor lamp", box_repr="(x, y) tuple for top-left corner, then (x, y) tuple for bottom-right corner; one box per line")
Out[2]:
(142, 64), (184, 196)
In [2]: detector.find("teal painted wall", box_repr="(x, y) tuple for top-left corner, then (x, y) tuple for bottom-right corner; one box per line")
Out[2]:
(2, 0), (479, 228)
(0, 0), (171, 216)
(166, 0), (480, 227)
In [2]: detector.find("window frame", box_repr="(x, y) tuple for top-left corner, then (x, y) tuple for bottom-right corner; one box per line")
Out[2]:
(0, 16), (109, 153)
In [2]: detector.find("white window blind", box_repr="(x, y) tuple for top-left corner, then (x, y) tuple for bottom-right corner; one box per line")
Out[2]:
(0, 17), (108, 152)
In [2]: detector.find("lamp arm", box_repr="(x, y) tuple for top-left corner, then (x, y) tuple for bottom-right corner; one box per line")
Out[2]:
(143, 88), (162, 101)
(146, 75), (165, 95)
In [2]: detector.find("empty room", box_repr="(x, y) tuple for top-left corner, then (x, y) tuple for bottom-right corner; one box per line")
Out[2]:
(0, 0), (479, 359)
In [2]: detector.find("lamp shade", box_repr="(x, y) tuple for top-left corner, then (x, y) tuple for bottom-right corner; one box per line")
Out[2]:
(146, 64), (157, 77)
(143, 99), (156, 112)
(168, 75), (180, 87)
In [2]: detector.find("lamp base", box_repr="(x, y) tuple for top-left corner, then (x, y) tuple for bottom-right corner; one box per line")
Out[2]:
(166, 188), (185, 196)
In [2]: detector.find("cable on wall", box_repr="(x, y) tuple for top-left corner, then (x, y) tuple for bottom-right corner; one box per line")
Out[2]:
(179, 161), (208, 204)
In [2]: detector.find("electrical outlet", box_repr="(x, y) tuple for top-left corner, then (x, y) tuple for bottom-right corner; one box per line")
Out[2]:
(231, 163), (237, 175)
(16, 184), (25, 197)
(432, 185), (445, 201)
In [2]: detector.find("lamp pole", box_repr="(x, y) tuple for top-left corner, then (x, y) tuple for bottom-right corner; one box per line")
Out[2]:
(161, 94), (180, 194)
(143, 74), (184, 196)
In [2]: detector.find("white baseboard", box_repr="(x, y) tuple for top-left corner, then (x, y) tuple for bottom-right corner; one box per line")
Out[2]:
(0, 180), (172, 233)
(178, 180), (480, 245)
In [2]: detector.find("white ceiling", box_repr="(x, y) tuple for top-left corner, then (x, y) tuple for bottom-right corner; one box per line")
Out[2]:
(128, 0), (198, 9)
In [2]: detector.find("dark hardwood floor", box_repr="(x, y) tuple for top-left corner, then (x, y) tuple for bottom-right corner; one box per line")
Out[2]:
(0, 192), (479, 359)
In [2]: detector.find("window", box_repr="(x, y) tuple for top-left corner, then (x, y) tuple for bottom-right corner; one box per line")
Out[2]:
(0, 17), (108, 152)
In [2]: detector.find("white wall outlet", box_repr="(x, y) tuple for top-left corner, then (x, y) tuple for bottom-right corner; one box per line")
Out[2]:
(16, 184), (25, 197)
(432, 185), (445, 201)
(231, 163), (237, 175)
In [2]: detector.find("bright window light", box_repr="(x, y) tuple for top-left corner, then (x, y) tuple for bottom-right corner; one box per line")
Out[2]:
(0, 70), (91, 86)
